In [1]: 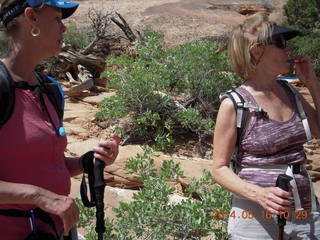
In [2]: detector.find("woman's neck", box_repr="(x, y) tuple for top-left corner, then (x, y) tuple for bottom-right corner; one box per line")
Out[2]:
(245, 68), (280, 92)
(3, 53), (40, 86)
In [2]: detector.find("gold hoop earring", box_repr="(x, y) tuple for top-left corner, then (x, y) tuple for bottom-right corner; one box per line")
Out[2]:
(31, 27), (40, 37)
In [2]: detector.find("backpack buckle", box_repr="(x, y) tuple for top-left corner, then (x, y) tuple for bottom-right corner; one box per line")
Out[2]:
(291, 164), (301, 174)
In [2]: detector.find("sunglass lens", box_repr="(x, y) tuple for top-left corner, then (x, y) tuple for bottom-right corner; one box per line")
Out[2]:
(274, 39), (286, 49)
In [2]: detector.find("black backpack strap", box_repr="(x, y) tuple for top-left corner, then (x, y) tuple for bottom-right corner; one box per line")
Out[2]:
(80, 151), (96, 207)
(36, 73), (64, 119)
(0, 61), (15, 128)
(277, 79), (312, 141)
(0, 208), (59, 239)
(36, 72), (66, 136)
(0, 61), (65, 134)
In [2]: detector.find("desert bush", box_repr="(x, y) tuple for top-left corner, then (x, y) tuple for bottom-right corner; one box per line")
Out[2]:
(287, 33), (320, 76)
(77, 146), (231, 239)
(97, 29), (240, 151)
(64, 22), (94, 49)
(283, 0), (320, 77)
(283, 0), (320, 35)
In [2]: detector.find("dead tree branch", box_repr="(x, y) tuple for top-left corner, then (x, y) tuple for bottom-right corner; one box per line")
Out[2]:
(111, 12), (137, 42)
(81, 8), (114, 55)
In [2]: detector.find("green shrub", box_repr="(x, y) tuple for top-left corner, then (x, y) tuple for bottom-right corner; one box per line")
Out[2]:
(136, 27), (166, 60)
(283, 0), (320, 35)
(287, 33), (320, 76)
(97, 29), (241, 150)
(95, 95), (129, 119)
(174, 109), (214, 135)
(64, 22), (94, 49)
(283, 1), (320, 77)
(77, 146), (231, 239)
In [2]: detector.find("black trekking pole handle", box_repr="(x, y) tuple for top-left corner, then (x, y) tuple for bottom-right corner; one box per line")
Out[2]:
(94, 158), (106, 240)
(276, 174), (293, 240)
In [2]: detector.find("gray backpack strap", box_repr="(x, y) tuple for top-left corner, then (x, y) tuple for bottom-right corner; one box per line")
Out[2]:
(220, 90), (248, 173)
(220, 89), (270, 172)
(220, 90), (252, 145)
(278, 80), (312, 141)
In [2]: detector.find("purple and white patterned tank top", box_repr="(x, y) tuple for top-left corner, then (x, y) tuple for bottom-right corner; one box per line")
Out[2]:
(235, 86), (311, 208)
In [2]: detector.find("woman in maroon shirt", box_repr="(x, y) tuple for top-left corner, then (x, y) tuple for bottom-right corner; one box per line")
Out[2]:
(0, 0), (120, 239)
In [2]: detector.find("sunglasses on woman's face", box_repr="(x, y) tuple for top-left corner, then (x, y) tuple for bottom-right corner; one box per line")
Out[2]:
(269, 36), (287, 49)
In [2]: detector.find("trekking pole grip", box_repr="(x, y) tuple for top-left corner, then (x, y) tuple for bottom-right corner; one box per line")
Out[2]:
(276, 174), (292, 192)
(276, 174), (293, 240)
(94, 158), (106, 189)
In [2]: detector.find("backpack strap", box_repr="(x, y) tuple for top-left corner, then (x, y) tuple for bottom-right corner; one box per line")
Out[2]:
(0, 61), (15, 128)
(277, 79), (312, 141)
(219, 89), (269, 172)
(219, 90), (249, 145)
(0, 208), (59, 239)
(0, 61), (65, 136)
(219, 90), (248, 172)
(36, 73), (66, 137)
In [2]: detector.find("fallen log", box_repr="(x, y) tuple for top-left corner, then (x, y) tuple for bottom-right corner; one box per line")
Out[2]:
(64, 65), (94, 96)
(58, 49), (106, 78)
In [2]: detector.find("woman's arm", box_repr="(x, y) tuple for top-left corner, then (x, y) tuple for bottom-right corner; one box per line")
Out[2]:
(0, 181), (79, 235)
(295, 57), (320, 138)
(64, 156), (82, 177)
(212, 98), (292, 214)
(0, 181), (41, 204)
(64, 135), (121, 177)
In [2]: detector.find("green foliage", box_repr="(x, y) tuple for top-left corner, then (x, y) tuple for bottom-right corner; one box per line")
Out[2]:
(136, 27), (166, 60)
(95, 95), (128, 119)
(97, 29), (240, 150)
(174, 109), (214, 134)
(154, 130), (175, 152)
(78, 146), (231, 239)
(283, 0), (320, 34)
(283, 1), (320, 77)
(164, 41), (236, 96)
(125, 146), (158, 181)
(287, 33), (320, 76)
(64, 22), (94, 49)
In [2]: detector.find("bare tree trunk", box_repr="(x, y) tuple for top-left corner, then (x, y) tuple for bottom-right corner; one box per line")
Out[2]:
(111, 12), (137, 42)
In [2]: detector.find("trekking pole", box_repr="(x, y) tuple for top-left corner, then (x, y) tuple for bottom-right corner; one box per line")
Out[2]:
(94, 157), (106, 240)
(276, 174), (293, 240)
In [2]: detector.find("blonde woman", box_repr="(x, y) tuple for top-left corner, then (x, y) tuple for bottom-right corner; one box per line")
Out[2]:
(212, 13), (320, 239)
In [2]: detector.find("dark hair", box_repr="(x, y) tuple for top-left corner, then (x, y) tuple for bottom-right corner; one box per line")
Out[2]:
(0, 0), (23, 34)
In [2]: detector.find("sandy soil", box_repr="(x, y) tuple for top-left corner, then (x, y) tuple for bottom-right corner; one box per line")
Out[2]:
(69, 0), (287, 47)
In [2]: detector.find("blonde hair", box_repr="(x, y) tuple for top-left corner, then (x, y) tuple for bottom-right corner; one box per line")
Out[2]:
(228, 13), (274, 80)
